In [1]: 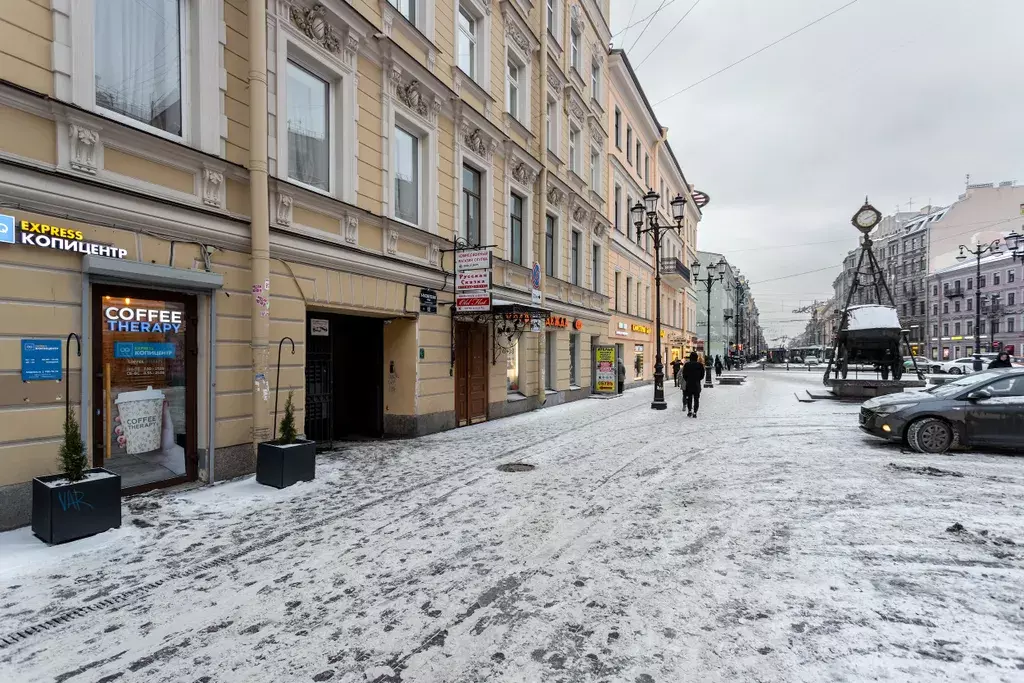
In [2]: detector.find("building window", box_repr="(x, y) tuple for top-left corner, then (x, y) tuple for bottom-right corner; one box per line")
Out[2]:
(625, 194), (633, 240)
(591, 61), (600, 98)
(644, 154), (649, 185)
(932, 324), (939, 338)
(1009, 292), (1016, 306)
(626, 127), (633, 164)
(954, 301), (960, 313)
(902, 303), (907, 316)
(462, 164), (482, 245)
(571, 230), (581, 285)
(389, 0), (415, 23)
(569, 124), (581, 174)
(569, 333), (579, 386)
(967, 320), (973, 335)
(614, 271), (621, 310)
(932, 304), (938, 316)
(943, 324), (949, 336)
(614, 108), (621, 148)
(626, 276), (633, 314)
(570, 25), (581, 72)
(457, 6), (478, 79)
(943, 302), (948, 314)
(592, 244), (600, 293)
(545, 215), (556, 277)
(1009, 317), (1016, 333)
(506, 339), (520, 393)
(546, 0), (555, 36)
(636, 143), (642, 175)
(546, 97), (558, 152)
(590, 148), (601, 188)
(979, 320), (986, 334)
(506, 58), (520, 120)
(993, 272), (1001, 286)
(95, 0), (184, 137)
(967, 298), (973, 311)
(637, 282), (643, 317)
(992, 320), (1000, 334)
(979, 275), (986, 288)
(393, 125), (420, 224)
(286, 62), (330, 192)
(932, 284), (939, 295)
(614, 186), (621, 232)
(967, 278), (973, 290)
(1009, 270), (1016, 283)
(954, 322), (961, 336)
(510, 192), (524, 265)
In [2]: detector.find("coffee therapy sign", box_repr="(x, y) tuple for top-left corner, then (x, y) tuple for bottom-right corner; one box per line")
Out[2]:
(105, 306), (183, 333)
(0, 214), (127, 259)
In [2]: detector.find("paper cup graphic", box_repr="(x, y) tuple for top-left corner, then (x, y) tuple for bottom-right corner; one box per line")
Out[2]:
(115, 386), (164, 455)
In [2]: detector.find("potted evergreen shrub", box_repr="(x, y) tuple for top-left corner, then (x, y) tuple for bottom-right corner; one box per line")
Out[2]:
(32, 409), (121, 544)
(256, 391), (316, 489)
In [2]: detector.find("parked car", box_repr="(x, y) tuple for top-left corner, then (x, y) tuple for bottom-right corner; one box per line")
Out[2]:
(804, 356), (820, 366)
(859, 369), (1024, 453)
(939, 353), (1010, 375)
(904, 356), (941, 373)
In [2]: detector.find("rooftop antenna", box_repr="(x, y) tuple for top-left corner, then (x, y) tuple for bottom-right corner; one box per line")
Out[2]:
(965, 173), (970, 189)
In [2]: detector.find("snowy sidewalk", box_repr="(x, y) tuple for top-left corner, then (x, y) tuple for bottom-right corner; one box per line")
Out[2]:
(2, 373), (1023, 682)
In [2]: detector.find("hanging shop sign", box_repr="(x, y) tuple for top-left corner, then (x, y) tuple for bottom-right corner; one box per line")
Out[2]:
(104, 306), (183, 333)
(593, 345), (617, 394)
(455, 293), (491, 312)
(21, 339), (62, 381)
(418, 289), (438, 314)
(573, 319), (583, 331)
(310, 318), (330, 336)
(456, 271), (490, 291)
(546, 316), (569, 328)
(455, 249), (491, 272)
(632, 324), (651, 334)
(0, 214), (127, 259)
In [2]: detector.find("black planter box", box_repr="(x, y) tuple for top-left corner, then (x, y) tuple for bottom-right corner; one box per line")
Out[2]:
(256, 439), (316, 489)
(32, 468), (122, 544)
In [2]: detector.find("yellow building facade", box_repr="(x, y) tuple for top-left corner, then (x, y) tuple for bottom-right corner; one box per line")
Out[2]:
(0, 0), (704, 529)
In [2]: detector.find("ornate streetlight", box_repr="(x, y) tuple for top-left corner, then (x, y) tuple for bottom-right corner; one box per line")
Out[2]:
(956, 239), (1001, 371)
(691, 257), (727, 388)
(631, 190), (687, 410)
(1007, 229), (1024, 264)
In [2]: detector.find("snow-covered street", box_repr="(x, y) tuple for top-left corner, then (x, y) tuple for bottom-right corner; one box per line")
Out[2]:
(2, 372), (1023, 682)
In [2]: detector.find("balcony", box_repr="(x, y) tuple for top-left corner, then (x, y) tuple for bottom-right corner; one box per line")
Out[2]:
(944, 286), (964, 299)
(660, 257), (691, 287)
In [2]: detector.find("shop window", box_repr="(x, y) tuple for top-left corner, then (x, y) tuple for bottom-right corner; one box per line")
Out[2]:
(286, 61), (331, 192)
(95, 0), (184, 137)
(633, 344), (644, 380)
(569, 334), (579, 386)
(99, 294), (192, 489)
(545, 331), (557, 390)
(506, 339), (520, 393)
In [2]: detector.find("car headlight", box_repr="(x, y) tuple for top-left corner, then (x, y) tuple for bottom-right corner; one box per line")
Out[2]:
(874, 403), (915, 416)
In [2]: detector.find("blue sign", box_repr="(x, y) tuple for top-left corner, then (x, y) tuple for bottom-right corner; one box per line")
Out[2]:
(21, 339), (62, 381)
(531, 262), (542, 289)
(114, 342), (176, 359)
(0, 214), (14, 244)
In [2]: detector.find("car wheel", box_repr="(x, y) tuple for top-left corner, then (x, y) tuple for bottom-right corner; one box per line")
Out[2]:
(948, 367), (962, 375)
(907, 417), (954, 454)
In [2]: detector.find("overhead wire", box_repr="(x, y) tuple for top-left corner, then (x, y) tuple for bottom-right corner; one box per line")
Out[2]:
(652, 0), (861, 105)
(612, 0), (680, 39)
(620, 0), (640, 46)
(626, 0), (671, 54)
(635, 0), (703, 69)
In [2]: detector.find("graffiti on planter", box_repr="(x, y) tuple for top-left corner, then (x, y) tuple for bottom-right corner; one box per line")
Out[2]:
(58, 489), (94, 512)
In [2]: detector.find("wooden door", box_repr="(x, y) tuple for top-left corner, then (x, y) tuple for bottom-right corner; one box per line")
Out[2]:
(455, 322), (488, 426)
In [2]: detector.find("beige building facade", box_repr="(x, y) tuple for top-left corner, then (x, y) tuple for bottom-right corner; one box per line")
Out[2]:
(0, 0), (631, 528)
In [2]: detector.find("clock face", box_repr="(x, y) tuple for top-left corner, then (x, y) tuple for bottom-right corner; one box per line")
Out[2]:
(855, 208), (879, 229)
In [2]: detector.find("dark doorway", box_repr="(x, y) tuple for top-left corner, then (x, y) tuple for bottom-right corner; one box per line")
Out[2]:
(305, 313), (384, 446)
(454, 321), (488, 426)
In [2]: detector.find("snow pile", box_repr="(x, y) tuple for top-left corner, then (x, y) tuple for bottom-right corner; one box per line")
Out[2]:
(845, 304), (901, 331)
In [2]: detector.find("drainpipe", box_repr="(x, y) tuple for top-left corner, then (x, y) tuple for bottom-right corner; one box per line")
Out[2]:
(249, 0), (272, 447)
(537, 6), (549, 404)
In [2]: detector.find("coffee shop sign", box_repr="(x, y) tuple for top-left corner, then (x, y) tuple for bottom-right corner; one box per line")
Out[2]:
(1, 215), (127, 259)
(105, 306), (183, 333)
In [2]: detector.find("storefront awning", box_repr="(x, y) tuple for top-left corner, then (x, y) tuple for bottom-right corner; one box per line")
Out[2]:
(84, 255), (224, 291)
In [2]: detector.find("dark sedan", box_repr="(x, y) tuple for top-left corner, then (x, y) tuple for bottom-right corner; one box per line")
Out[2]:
(859, 369), (1024, 453)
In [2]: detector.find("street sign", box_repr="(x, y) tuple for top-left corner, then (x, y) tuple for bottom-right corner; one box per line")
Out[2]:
(310, 318), (329, 336)
(531, 262), (542, 304)
(456, 293), (491, 312)
(21, 339), (62, 381)
(456, 271), (490, 291)
(419, 289), (438, 314)
(456, 249), (491, 271)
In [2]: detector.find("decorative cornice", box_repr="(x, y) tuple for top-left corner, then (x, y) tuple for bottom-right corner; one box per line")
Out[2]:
(547, 184), (565, 208)
(68, 123), (100, 175)
(290, 3), (340, 54)
(201, 168), (224, 208)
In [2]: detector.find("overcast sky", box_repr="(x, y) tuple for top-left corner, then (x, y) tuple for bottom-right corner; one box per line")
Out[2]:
(610, 0), (1024, 341)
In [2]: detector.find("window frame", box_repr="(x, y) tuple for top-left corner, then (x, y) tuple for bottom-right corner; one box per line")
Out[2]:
(570, 25), (582, 73)
(614, 108), (621, 149)
(461, 162), (484, 246)
(457, 5), (479, 79)
(546, 95), (560, 153)
(393, 124), (422, 226)
(568, 122), (581, 174)
(570, 228), (581, 285)
(569, 333), (580, 387)
(506, 57), (521, 120)
(284, 59), (333, 195)
(590, 147), (601, 189)
(509, 191), (525, 266)
(626, 126), (633, 164)
(545, 214), (557, 278)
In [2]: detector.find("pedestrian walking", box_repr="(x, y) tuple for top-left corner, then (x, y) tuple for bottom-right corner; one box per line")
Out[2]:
(988, 352), (1013, 369)
(671, 357), (683, 387)
(725, 355), (733, 371)
(714, 355), (723, 378)
(617, 359), (626, 394)
(682, 352), (705, 418)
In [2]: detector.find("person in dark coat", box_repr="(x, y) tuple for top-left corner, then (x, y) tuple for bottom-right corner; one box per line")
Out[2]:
(671, 357), (683, 387)
(714, 355), (724, 378)
(988, 352), (1013, 369)
(682, 352), (705, 418)
(617, 359), (626, 394)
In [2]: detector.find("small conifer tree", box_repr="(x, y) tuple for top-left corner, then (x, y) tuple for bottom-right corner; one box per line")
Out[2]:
(279, 391), (297, 445)
(60, 409), (88, 482)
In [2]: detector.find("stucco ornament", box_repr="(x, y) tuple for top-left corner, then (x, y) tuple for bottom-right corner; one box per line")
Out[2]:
(291, 3), (340, 54)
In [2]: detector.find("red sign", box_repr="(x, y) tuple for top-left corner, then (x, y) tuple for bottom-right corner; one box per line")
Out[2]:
(573, 319), (583, 330)
(546, 316), (568, 328)
(456, 293), (491, 312)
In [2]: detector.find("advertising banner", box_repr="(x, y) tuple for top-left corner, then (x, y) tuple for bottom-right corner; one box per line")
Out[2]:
(21, 339), (62, 381)
(456, 271), (490, 291)
(456, 293), (491, 312)
(593, 345), (617, 394)
(455, 249), (491, 272)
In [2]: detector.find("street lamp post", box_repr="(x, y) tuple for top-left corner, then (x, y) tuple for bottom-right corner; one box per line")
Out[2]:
(956, 239), (1001, 371)
(691, 257), (727, 388)
(631, 190), (688, 410)
(730, 280), (748, 366)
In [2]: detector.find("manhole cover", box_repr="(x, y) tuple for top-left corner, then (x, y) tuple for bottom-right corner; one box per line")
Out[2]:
(497, 463), (536, 473)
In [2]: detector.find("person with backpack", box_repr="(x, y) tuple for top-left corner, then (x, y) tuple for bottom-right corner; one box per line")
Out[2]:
(682, 352), (705, 418)
(714, 355), (724, 378)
